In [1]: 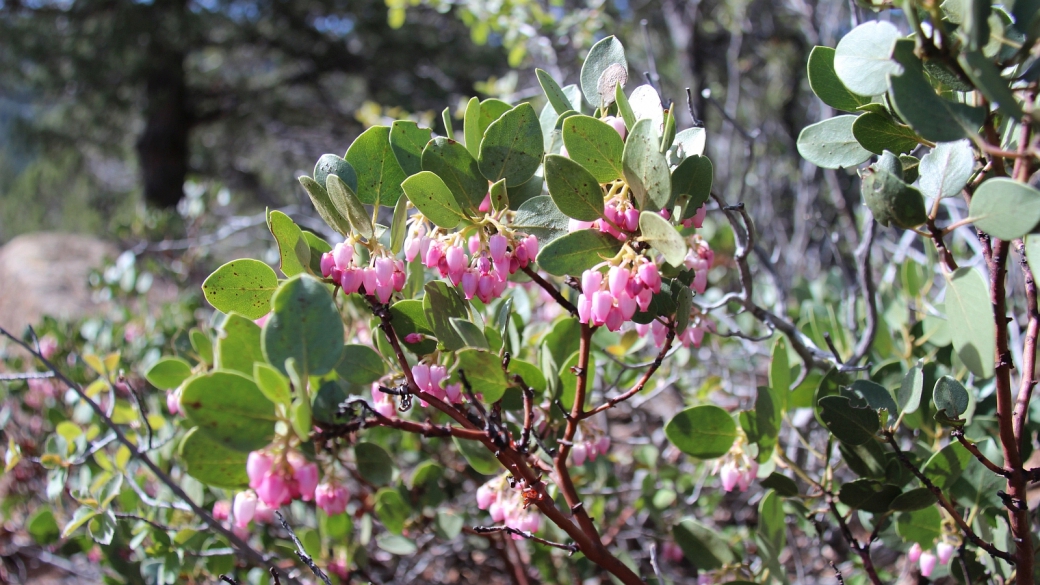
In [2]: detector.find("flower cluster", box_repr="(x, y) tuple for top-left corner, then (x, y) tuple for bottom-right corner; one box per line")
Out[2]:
(577, 261), (661, 331)
(570, 433), (611, 466)
(569, 198), (641, 240)
(412, 362), (463, 404)
(246, 450), (319, 508)
(406, 225), (539, 304)
(713, 449), (758, 493)
(638, 310), (715, 349)
(684, 235), (714, 295)
(476, 477), (541, 535)
(908, 542), (955, 577)
(320, 242), (406, 304)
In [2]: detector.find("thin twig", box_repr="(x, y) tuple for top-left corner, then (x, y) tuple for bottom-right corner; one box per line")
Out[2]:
(0, 371), (55, 380)
(827, 498), (882, 585)
(471, 525), (579, 554)
(883, 430), (1016, 563)
(521, 265), (577, 315)
(649, 543), (665, 584)
(952, 429), (1009, 477)
(275, 511), (332, 585)
(583, 328), (675, 418)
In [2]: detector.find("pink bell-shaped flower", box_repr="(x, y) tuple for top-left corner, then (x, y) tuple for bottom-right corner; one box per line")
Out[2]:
(315, 482), (350, 516)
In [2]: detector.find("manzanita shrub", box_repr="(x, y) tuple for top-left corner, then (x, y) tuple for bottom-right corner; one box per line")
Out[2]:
(5, 7), (1040, 582)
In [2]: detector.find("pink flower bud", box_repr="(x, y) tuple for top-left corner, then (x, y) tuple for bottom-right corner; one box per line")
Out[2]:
(479, 192), (492, 212)
(413, 364), (430, 393)
(662, 542), (683, 563)
(907, 543), (923, 563)
(608, 266), (629, 298)
(477, 274), (494, 302)
(476, 484), (496, 509)
(624, 208), (640, 232)
(247, 452), (273, 489)
(404, 333), (424, 344)
(518, 513), (540, 533)
(340, 269), (363, 295)
(591, 290), (614, 325)
(256, 471), (290, 507)
(429, 365), (447, 390)
(233, 491), (257, 528)
(617, 293), (637, 320)
(39, 335), (58, 359)
(692, 204), (707, 228)
(919, 551), (937, 577)
(315, 483), (350, 516)
(581, 269), (603, 297)
(524, 235), (538, 258)
(212, 500), (230, 521)
(374, 257), (393, 285)
(468, 235), (482, 255)
(719, 463), (740, 492)
(461, 271), (478, 300)
(936, 542), (954, 565)
(596, 435), (610, 454)
(320, 253), (336, 277)
(292, 462), (319, 502)
(424, 243), (443, 269)
(405, 236), (421, 262)
(693, 271), (708, 295)
(572, 443), (587, 466)
(333, 243), (353, 269)
(489, 235), (508, 265)
(577, 294), (592, 323)
(637, 288), (653, 311)
(446, 245), (466, 274)
(605, 306), (624, 331)
(637, 262), (661, 292)
(444, 383), (462, 404)
(606, 116), (627, 140)
(392, 269), (406, 292)
(489, 500), (506, 523)
(166, 391), (181, 416)
(362, 267), (378, 296)
(515, 243), (529, 265)
(253, 500), (275, 524)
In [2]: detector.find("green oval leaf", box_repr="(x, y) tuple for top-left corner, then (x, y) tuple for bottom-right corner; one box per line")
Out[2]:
(453, 349), (508, 403)
(580, 35), (628, 108)
(326, 174), (374, 240)
(253, 363), (291, 406)
(299, 176), (353, 237)
(356, 442), (395, 486)
(807, 46), (872, 112)
(898, 364), (924, 414)
(478, 103), (543, 187)
(889, 40), (987, 142)
(544, 154), (605, 221)
(639, 211), (687, 266)
(561, 115), (624, 183)
(262, 275), (344, 377)
(267, 210), (310, 277)
(389, 299), (437, 355)
(797, 115), (872, 170)
(536, 69), (574, 116)
(897, 506), (942, 547)
(202, 259), (278, 320)
(919, 140), (975, 200)
(422, 137), (487, 209)
(401, 171), (467, 229)
(852, 112), (923, 155)
(335, 344), (387, 385)
(536, 229), (623, 277)
(838, 479), (901, 513)
(672, 155), (713, 215)
(889, 487), (936, 512)
(861, 153), (928, 229)
(453, 435), (501, 475)
(215, 313), (264, 376)
(345, 125), (407, 206)
(374, 488), (410, 535)
(969, 177), (1040, 240)
(944, 267), (995, 378)
(181, 370), (276, 452)
(422, 281), (468, 352)
(818, 395), (879, 445)
(145, 357), (193, 390)
(179, 427), (249, 489)
(389, 120), (431, 177)
(314, 153), (358, 192)
(622, 118), (671, 211)
(932, 375), (971, 423)
(833, 21), (902, 96)
(511, 196), (570, 244)
(665, 405), (738, 459)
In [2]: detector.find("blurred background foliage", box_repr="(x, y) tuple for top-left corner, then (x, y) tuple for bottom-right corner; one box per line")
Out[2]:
(0, 0), (872, 297)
